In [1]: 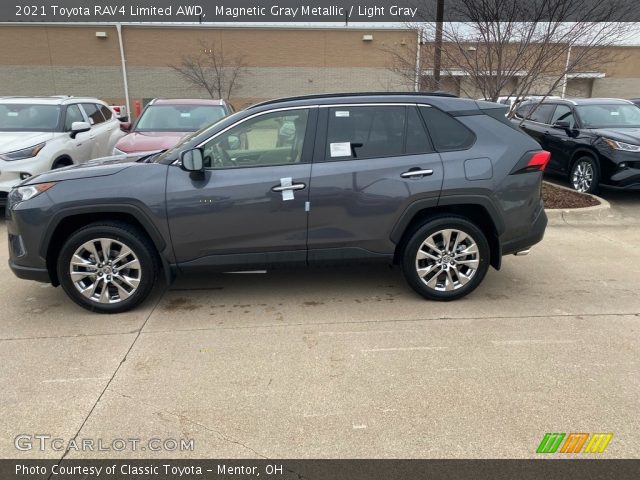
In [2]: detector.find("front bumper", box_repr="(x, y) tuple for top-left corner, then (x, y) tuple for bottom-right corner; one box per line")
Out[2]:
(9, 261), (50, 283)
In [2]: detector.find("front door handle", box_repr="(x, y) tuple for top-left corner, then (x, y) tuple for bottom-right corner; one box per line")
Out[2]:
(271, 183), (306, 192)
(401, 169), (434, 178)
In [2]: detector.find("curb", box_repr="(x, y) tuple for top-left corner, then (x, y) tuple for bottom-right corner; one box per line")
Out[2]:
(543, 181), (610, 224)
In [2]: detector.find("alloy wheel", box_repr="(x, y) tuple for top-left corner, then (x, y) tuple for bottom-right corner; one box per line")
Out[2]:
(572, 161), (594, 193)
(415, 229), (480, 292)
(69, 238), (142, 304)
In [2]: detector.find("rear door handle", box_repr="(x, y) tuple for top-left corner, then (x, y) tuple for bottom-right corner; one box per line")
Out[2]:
(401, 169), (434, 178)
(271, 183), (306, 192)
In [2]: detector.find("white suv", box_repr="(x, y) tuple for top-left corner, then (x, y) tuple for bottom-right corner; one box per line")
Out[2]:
(0, 96), (125, 205)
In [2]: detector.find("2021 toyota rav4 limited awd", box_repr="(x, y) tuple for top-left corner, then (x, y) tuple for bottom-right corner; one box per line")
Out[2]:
(514, 98), (640, 193)
(7, 93), (549, 313)
(0, 96), (125, 205)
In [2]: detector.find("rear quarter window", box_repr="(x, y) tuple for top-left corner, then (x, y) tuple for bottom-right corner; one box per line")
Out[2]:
(419, 106), (475, 152)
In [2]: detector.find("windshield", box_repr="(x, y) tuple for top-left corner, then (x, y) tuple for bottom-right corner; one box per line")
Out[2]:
(135, 105), (227, 132)
(576, 104), (640, 128)
(0, 104), (60, 131)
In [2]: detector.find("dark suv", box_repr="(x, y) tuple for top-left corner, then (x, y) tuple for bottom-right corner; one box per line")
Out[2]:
(7, 93), (548, 313)
(514, 98), (640, 193)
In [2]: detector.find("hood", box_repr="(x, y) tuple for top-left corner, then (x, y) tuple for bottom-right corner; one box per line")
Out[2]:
(21, 151), (159, 186)
(590, 128), (640, 145)
(115, 131), (189, 153)
(0, 131), (54, 153)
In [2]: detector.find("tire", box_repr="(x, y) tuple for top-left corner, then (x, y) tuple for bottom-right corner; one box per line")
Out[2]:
(569, 156), (599, 194)
(52, 157), (72, 169)
(401, 216), (490, 301)
(57, 222), (158, 313)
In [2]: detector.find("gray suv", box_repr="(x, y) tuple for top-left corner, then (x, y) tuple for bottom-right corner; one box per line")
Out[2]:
(6, 93), (548, 313)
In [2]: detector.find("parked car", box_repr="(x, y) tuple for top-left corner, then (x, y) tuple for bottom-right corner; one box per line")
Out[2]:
(110, 104), (128, 121)
(113, 98), (232, 155)
(0, 96), (125, 205)
(7, 92), (548, 313)
(513, 97), (640, 193)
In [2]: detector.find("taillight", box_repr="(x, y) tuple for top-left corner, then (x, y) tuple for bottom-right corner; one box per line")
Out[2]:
(527, 151), (551, 171)
(112, 106), (121, 113)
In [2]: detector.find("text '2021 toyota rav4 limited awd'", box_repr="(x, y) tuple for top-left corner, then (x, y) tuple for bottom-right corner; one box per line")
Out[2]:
(7, 93), (549, 313)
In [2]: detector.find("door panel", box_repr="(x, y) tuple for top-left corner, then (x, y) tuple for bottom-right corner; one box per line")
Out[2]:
(166, 107), (316, 268)
(307, 105), (444, 256)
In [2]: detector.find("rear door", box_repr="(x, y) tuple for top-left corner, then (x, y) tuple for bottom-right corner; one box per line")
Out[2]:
(545, 104), (577, 173)
(80, 103), (112, 158)
(306, 104), (444, 258)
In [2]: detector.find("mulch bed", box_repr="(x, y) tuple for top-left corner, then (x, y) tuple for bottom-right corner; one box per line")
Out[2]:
(543, 182), (601, 209)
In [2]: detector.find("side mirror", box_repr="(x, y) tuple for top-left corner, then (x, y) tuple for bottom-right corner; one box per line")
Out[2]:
(70, 121), (90, 139)
(120, 121), (132, 133)
(180, 148), (204, 172)
(553, 120), (571, 130)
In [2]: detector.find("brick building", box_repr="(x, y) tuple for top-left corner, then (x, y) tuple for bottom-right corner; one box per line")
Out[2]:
(0, 23), (639, 116)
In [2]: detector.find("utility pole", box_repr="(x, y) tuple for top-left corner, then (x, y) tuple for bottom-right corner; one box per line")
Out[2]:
(433, 0), (445, 90)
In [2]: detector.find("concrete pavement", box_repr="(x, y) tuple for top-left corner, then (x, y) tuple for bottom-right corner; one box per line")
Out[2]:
(1, 193), (639, 459)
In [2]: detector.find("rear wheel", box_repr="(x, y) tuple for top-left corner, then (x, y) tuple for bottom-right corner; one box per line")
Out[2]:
(401, 216), (490, 301)
(570, 156), (599, 194)
(57, 222), (157, 313)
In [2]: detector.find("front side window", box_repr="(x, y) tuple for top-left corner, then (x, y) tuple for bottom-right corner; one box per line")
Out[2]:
(0, 104), (60, 132)
(201, 109), (309, 169)
(550, 105), (576, 129)
(64, 104), (85, 131)
(99, 104), (114, 121)
(81, 103), (105, 125)
(136, 105), (228, 132)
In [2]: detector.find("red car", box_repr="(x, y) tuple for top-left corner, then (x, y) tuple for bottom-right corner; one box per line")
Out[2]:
(113, 98), (233, 154)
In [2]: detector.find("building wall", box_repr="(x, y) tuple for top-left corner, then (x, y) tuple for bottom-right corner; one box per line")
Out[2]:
(0, 25), (410, 110)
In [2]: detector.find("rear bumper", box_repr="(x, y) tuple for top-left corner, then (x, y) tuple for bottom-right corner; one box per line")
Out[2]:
(500, 206), (547, 256)
(9, 261), (51, 283)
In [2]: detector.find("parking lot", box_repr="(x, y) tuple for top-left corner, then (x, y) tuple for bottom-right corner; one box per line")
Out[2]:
(1, 190), (639, 460)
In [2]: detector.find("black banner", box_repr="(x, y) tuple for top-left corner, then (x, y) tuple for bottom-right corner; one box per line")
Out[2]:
(2, 459), (640, 480)
(2, 0), (640, 23)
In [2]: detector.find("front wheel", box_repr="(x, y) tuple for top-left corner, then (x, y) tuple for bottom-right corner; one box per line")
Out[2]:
(570, 156), (599, 194)
(57, 222), (158, 313)
(401, 216), (490, 301)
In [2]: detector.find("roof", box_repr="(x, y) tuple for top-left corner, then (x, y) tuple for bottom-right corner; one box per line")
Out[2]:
(563, 98), (634, 105)
(0, 96), (104, 105)
(150, 98), (226, 106)
(248, 91), (458, 109)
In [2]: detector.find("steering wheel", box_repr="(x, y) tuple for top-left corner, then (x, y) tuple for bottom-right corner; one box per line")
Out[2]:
(205, 143), (232, 168)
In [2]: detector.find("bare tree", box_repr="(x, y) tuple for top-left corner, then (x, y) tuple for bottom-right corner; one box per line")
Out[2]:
(386, 0), (633, 113)
(170, 39), (247, 100)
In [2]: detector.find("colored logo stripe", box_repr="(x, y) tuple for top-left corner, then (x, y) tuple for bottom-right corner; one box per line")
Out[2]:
(560, 433), (589, 453)
(537, 433), (566, 453)
(583, 433), (613, 453)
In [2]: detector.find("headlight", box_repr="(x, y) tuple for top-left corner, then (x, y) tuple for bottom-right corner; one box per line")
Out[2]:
(603, 138), (640, 152)
(0, 143), (46, 161)
(112, 147), (126, 156)
(8, 182), (57, 204)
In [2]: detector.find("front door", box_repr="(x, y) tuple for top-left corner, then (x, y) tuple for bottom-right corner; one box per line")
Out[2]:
(166, 107), (316, 270)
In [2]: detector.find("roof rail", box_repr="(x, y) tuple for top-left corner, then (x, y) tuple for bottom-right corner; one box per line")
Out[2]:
(248, 91), (458, 109)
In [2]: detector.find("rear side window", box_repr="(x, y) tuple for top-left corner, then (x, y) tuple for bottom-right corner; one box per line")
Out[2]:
(81, 103), (105, 125)
(419, 106), (475, 151)
(99, 104), (113, 121)
(527, 104), (556, 124)
(325, 106), (433, 160)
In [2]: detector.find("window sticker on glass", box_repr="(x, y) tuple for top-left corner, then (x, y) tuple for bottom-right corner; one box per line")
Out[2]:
(330, 142), (352, 158)
(8, 111), (18, 117)
(180, 112), (192, 117)
(610, 111), (620, 116)
(335, 111), (350, 117)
